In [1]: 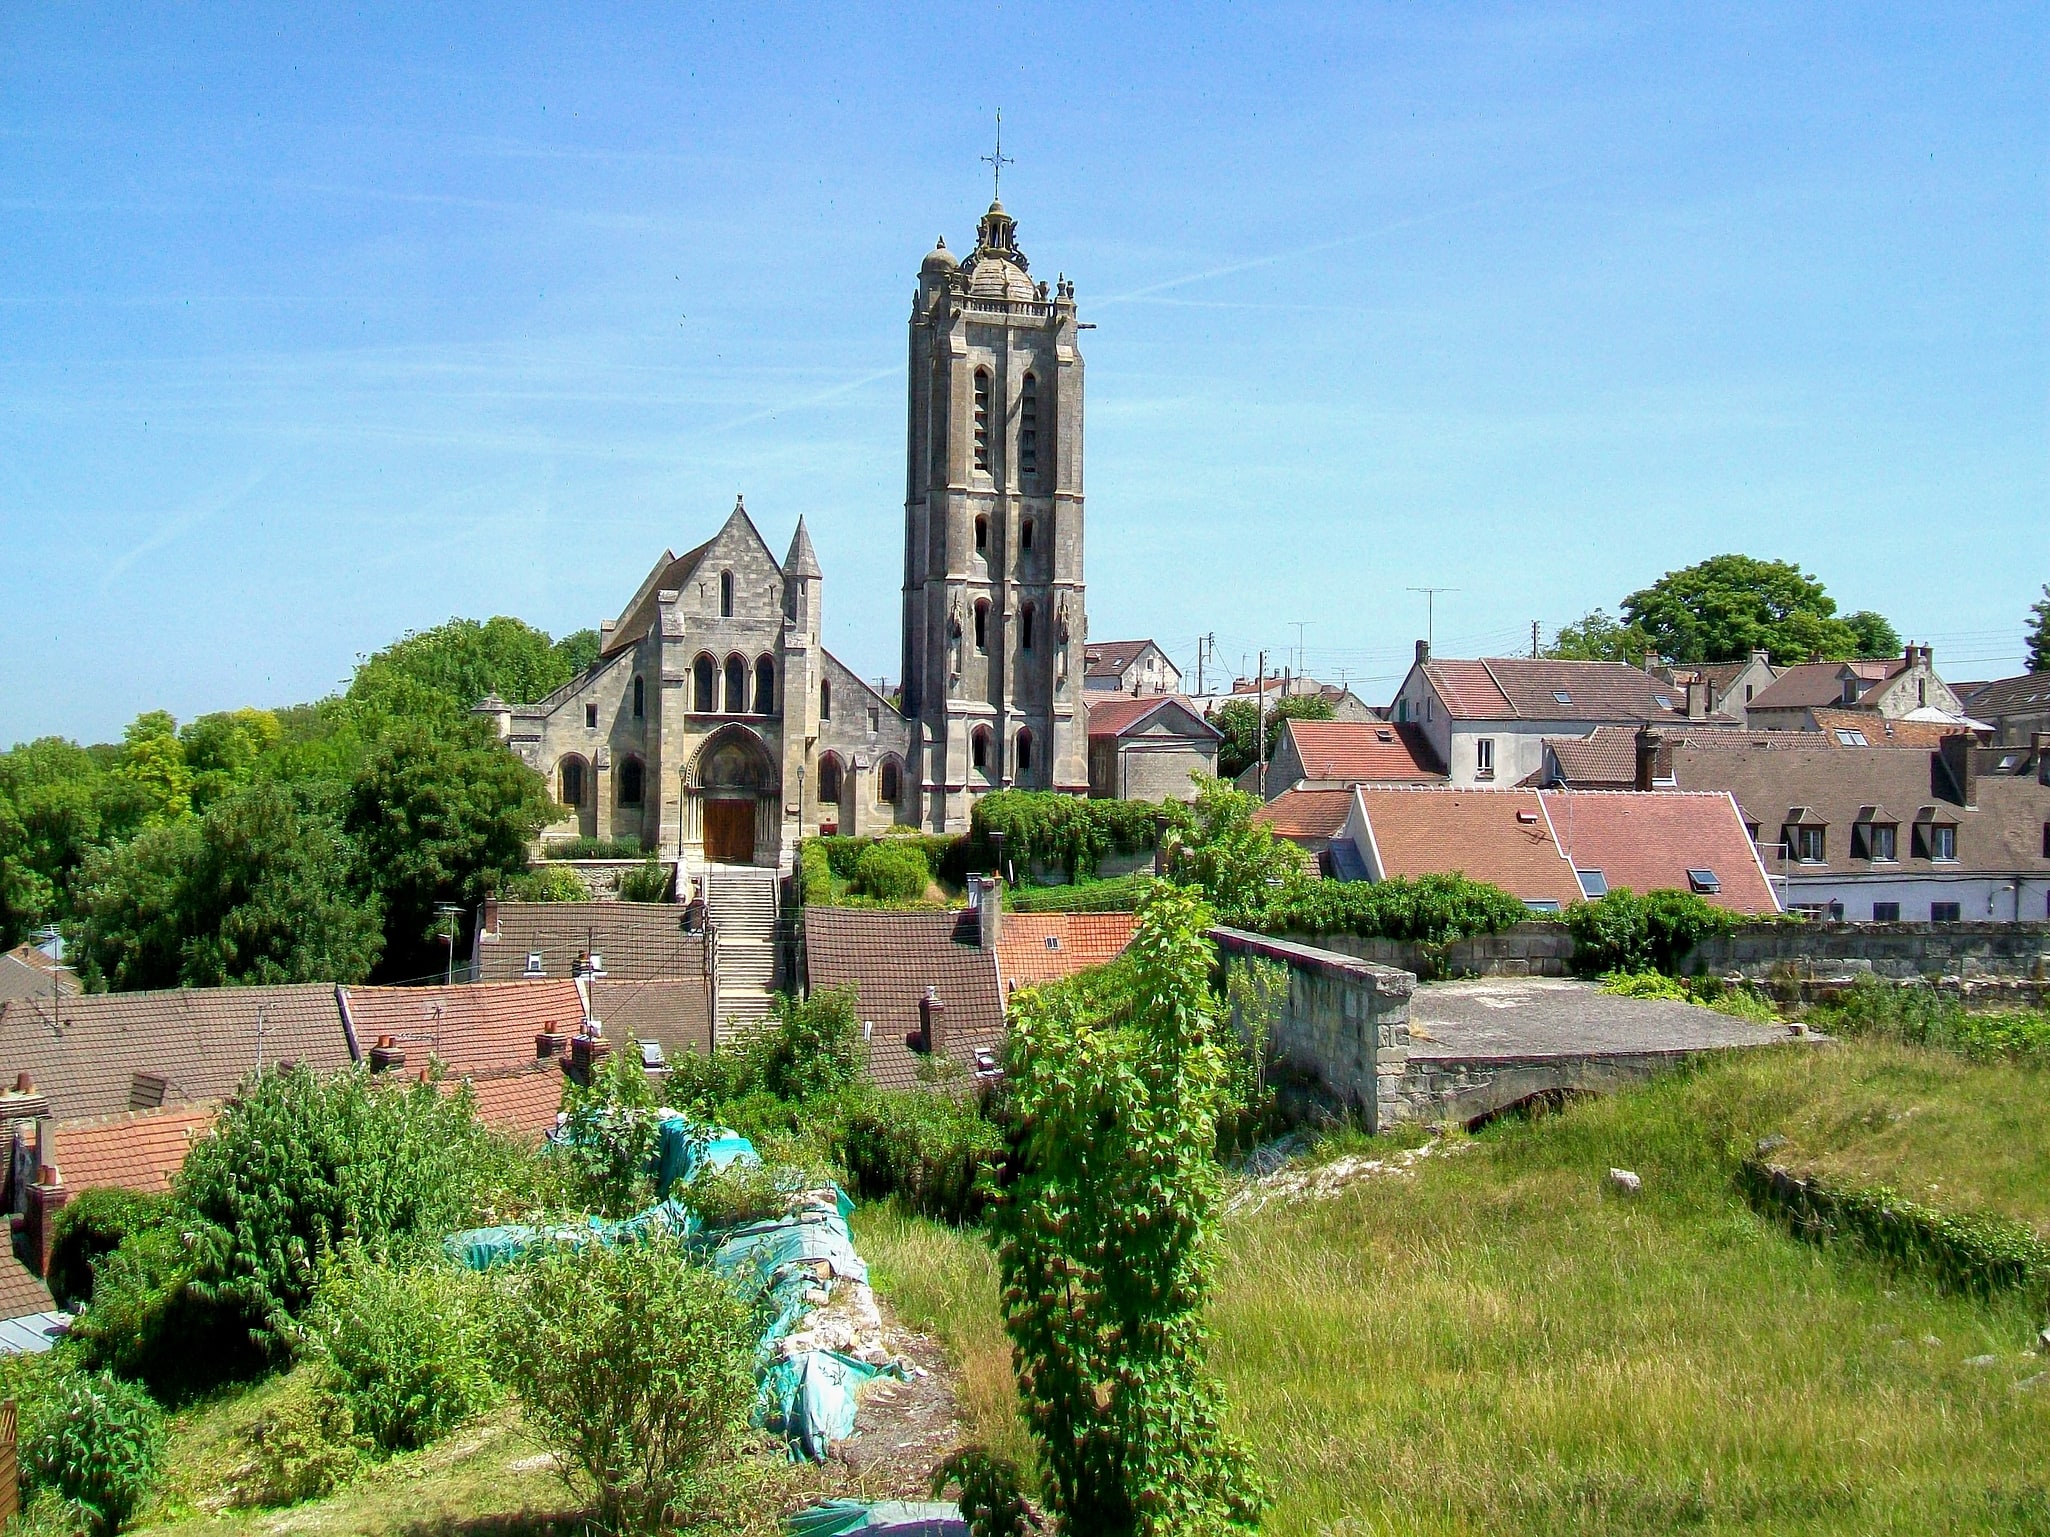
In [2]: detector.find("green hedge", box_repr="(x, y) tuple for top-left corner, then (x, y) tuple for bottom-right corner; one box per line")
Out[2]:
(1566, 888), (1739, 975)
(835, 1083), (1005, 1224)
(800, 836), (960, 909)
(970, 791), (1185, 881)
(541, 836), (649, 861)
(1235, 873), (1530, 945)
(1739, 1159), (2050, 1305)
(1006, 872), (1156, 913)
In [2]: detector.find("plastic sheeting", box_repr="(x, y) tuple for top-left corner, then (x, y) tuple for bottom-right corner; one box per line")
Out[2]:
(443, 1200), (696, 1271)
(786, 1501), (968, 1537)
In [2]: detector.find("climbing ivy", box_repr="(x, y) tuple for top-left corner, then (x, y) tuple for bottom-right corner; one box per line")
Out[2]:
(994, 883), (1266, 1536)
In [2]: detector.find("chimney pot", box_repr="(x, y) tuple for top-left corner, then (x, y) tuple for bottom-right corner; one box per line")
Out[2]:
(1415, 638), (1430, 663)
(978, 877), (1003, 950)
(483, 896), (499, 936)
(369, 1038), (406, 1074)
(13, 1073), (31, 1094)
(917, 987), (947, 1056)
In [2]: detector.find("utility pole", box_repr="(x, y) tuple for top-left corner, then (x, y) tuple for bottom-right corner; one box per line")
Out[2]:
(1407, 587), (1458, 654)
(1290, 621), (1311, 680)
(437, 902), (463, 987)
(1255, 648), (1268, 800)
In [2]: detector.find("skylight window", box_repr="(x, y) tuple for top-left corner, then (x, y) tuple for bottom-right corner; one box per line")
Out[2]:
(1575, 869), (1608, 898)
(1553, 691), (1573, 705)
(1835, 729), (1868, 746)
(1044, 935), (1061, 950)
(1653, 695), (1673, 710)
(1686, 869), (1721, 895)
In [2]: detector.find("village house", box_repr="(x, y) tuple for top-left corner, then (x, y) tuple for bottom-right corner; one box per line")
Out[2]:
(1960, 673), (2050, 746)
(1084, 639), (1179, 695)
(1260, 718), (1444, 800)
(1743, 645), (1969, 732)
(1657, 651), (1779, 721)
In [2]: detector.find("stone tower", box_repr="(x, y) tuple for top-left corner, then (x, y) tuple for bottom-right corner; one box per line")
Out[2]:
(901, 196), (1088, 831)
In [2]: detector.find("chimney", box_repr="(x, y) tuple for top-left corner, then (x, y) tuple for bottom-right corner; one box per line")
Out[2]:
(368, 1036), (406, 1074)
(1938, 733), (1977, 809)
(1634, 726), (1661, 792)
(1415, 638), (1430, 664)
(977, 876), (1003, 951)
(25, 1155), (67, 1277)
(2033, 730), (2050, 785)
(1905, 641), (1918, 668)
(917, 987), (947, 1056)
(569, 1027), (613, 1081)
(1683, 677), (1711, 720)
(482, 897), (499, 937)
(535, 1023), (569, 1059)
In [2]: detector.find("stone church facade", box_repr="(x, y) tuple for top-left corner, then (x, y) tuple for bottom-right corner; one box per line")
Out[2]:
(483, 192), (1088, 863)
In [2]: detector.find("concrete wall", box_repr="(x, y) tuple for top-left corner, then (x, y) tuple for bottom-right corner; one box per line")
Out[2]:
(1690, 920), (2050, 984)
(1280, 923), (1576, 980)
(1211, 926), (1415, 1132)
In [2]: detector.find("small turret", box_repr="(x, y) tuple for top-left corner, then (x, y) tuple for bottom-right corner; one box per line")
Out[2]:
(783, 517), (822, 640)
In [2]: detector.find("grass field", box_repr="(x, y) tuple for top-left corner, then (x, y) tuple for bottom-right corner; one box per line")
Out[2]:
(858, 1038), (2050, 1536)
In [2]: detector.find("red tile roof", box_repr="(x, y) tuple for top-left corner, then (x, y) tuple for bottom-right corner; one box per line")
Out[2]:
(1084, 694), (1220, 741)
(0, 1253), (53, 1321)
(1539, 791), (1779, 914)
(803, 908), (1004, 1090)
(588, 978), (713, 1061)
(45, 1105), (217, 1196)
(1352, 788), (1582, 906)
(1422, 659), (1690, 723)
(1281, 720), (1442, 781)
(450, 1065), (567, 1144)
(1806, 709), (1965, 748)
(1254, 788), (1356, 841)
(995, 913), (1140, 991)
(341, 980), (586, 1075)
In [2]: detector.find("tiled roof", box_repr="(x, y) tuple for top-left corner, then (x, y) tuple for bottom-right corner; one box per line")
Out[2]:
(1254, 788), (1356, 841)
(1749, 658), (1907, 711)
(0, 1253), (53, 1322)
(589, 978), (713, 1061)
(475, 903), (710, 982)
(601, 537), (716, 659)
(450, 1064), (567, 1143)
(803, 908), (1004, 1091)
(1351, 788), (1582, 907)
(1538, 791), (1779, 914)
(1084, 640), (1164, 682)
(1806, 709), (1965, 748)
(1424, 658), (1692, 723)
(1281, 720), (1442, 781)
(342, 981), (586, 1075)
(0, 983), (353, 1123)
(1959, 673), (2050, 717)
(45, 1105), (217, 1196)
(0, 948), (79, 1007)
(995, 913), (1139, 992)
(1541, 726), (1652, 787)
(1084, 694), (1220, 741)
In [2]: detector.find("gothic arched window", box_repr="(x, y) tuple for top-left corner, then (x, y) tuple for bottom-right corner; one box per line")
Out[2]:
(818, 754), (842, 804)
(974, 599), (990, 653)
(1021, 516), (1035, 551)
(971, 727), (994, 776)
(1015, 728), (1034, 776)
(724, 655), (746, 713)
(820, 679), (831, 721)
(632, 675), (644, 719)
(1020, 372), (1038, 481)
(558, 756), (586, 808)
(972, 370), (991, 472)
(975, 514), (989, 553)
(753, 655), (775, 714)
(1021, 603), (1035, 651)
(618, 756), (644, 806)
(879, 757), (901, 805)
(720, 570), (735, 617)
(693, 655), (716, 711)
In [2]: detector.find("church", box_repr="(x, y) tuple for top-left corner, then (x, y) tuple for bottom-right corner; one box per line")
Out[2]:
(481, 190), (1090, 868)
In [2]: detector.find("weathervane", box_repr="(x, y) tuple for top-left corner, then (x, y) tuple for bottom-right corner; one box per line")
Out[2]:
(981, 109), (1013, 200)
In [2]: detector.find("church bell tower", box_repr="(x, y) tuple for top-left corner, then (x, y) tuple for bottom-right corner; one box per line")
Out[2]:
(901, 180), (1088, 830)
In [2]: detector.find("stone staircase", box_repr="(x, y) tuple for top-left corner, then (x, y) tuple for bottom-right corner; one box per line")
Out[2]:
(706, 865), (781, 1040)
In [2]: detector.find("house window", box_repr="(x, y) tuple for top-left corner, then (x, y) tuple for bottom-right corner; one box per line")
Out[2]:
(1841, 678), (1859, 705)
(1020, 372), (1038, 480)
(1871, 902), (1900, 922)
(818, 755), (842, 803)
(879, 758), (901, 804)
(1575, 869), (1608, 899)
(820, 680), (831, 721)
(584, 702), (599, 729)
(973, 369), (991, 472)
(632, 676), (644, 718)
(2043, 821), (2049, 858)
(1016, 728), (1033, 776)
(1022, 517), (1035, 551)
(1553, 690), (1572, 705)
(753, 656), (775, 714)
(975, 514), (989, 553)
(525, 952), (544, 977)
(724, 655), (746, 713)
(1930, 901), (1962, 923)
(720, 570), (734, 617)
(693, 655), (716, 711)
(1851, 822), (1897, 861)
(1021, 603), (1035, 651)
(1686, 869), (1720, 895)
(618, 757), (644, 806)
(1475, 738), (1495, 779)
(559, 757), (585, 807)
(1835, 728), (1867, 746)
(974, 599), (990, 653)
(1913, 822), (1957, 861)
(1787, 825), (1826, 864)
(1424, 698), (1433, 723)
(867, 704), (880, 733)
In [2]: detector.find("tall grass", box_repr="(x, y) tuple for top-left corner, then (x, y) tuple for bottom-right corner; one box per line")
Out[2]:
(1811, 975), (2050, 1066)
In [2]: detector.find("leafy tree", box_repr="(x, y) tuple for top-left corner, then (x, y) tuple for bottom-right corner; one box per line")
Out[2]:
(2028, 584), (2050, 674)
(1208, 694), (1334, 780)
(553, 627), (602, 679)
(996, 883), (1265, 1534)
(1844, 608), (1902, 662)
(114, 711), (193, 826)
(180, 708), (283, 812)
(73, 782), (382, 990)
(346, 724), (553, 980)
(1164, 778), (1306, 917)
(1545, 608), (1655, 664)
(1619, 555), (1896, 665)
(349, 616), (579, 715)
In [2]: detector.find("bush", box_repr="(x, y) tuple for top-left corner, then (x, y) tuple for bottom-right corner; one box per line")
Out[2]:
(23, 1370), (165, 1537)
(836, 1084), (1004, 1224)
(496, 1234), (761, 1535)
(1004, 871), (1155, 913)
(69, 1223), (269, 1403)
(728, 988), (863, 1105)
(971, 791), (1180, 881)
(1246, 871), (1531, 946)
(243, 1369), (364, 1506)
(1809, 975), (2050, 1064)
(502, 863), (588, 902)
(306, 1252), (501, 1453)
(556, 1039), (663, 1217)
(1601, 969), (1782, 1024)
(614, 857), (673, 904)
(1566, 888), (1737, 975)
(851, 841), (929, 902)
(46, 1189), (171, 1311)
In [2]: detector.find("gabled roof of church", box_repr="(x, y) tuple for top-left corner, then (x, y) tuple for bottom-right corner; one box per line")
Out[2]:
(601, 498), (785, 660)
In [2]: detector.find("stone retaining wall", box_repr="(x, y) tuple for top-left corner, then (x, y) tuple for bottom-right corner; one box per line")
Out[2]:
(548, 858), (679, 900)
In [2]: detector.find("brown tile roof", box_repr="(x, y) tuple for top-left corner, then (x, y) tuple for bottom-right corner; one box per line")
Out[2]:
(1539, 726), (1653, 788)
(1352, 788), (1582, 907)
(0, 1253), (53, 1321)
(1084, 640), (1166, 683)
(1280, 720), (1442, 781)
(1421, 658), (1696, 723)
(474, 903), (710, 983)
(0, 948), (79, 1006)
(1806, 709), (1965, 748)
(1539, 791), (1779, 914)
(448, 1064), (567, 1144)
(1749, 658), (1906, 711)
(342, 980), (586, 1075)
(45, 1105), (217, 1196)
(1960, 672), (2050, 717)
(803, 908), (1004, 1090)
(1085, 694), (1219, 741)
(996, 913), (1140, 992)
(1254, 788), (1356, 841)
(588, 978), (713, 1061)
(0, 984), (353, 1123)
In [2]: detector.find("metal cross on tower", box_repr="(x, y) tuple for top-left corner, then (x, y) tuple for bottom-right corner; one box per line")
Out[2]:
(981, 110), (1013, 199)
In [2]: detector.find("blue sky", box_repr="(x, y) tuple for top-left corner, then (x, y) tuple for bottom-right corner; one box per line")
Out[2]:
(3, 3), (2044, 745)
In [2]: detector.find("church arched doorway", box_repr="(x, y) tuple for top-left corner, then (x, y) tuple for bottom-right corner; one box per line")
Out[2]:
(683, 724), (780, 865)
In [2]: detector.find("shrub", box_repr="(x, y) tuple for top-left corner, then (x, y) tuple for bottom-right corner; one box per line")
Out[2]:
(46, 1189), (171, 1311)
(799, 840), (838, 905)
(69, 1222), (269, 1403)
(677, 1158), (799, 1229)
(973, 790), (1180, 881)
(23, 1370), (165, 1537)
(1004, 871), (1154, 913)
(1246, 871), (1530, 945)
(541, 836), (648, 861)
(306, 1252), (501, 1453)
(836, 1084), (1004, 1224)
(1566, 888), (1737, 975)
(243, 1368), (364, 1506)
(614, 857), (673, 903)
(556, 1039), (663, 1217)
(729, 987), (863, 1105)
(495, 1234), (761, 1535)
(503, 863), (588, 902)
(1165, 779), (1307, 917)
(1809, 975), (2050, 1064)
(851, 841), (929, 902)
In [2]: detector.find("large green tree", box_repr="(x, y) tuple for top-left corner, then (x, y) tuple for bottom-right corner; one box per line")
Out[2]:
(347, 616), (590, 718)
(1209, 694), (1334, 780)
(1545, 608), (1655, 664)
(2027, 584), (2050, 674)
(1619, 555), (1898, 666)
